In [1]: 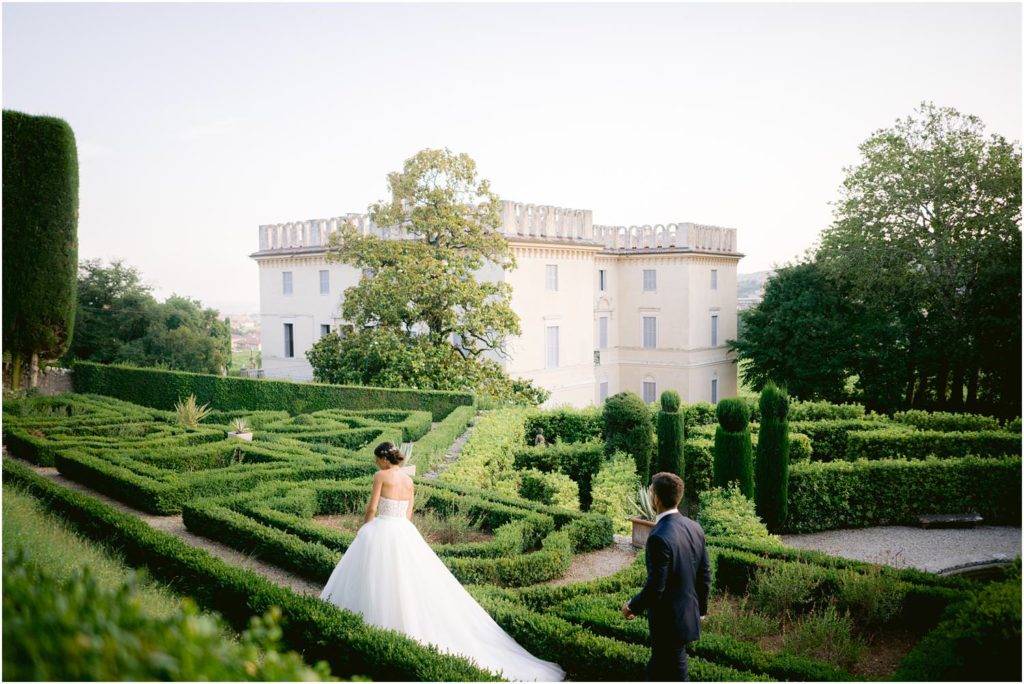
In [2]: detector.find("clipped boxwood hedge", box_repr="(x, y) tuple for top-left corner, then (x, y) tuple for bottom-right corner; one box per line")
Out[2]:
(1, 459), (497, 682)
(785, 456), (1022, 533)
(71, 360), (474, 420)
(513, 440), (603, 509)
(844, 428), (1021, 461)
(891, 409), (1002, 433)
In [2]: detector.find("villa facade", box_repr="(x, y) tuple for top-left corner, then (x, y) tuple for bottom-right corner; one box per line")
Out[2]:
(251, 201), (742, 407)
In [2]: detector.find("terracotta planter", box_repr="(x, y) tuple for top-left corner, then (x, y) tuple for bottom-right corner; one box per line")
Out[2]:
(630, 516), (656, 549)
(228, 431), (253, 442)
(401, 464), (417, 477)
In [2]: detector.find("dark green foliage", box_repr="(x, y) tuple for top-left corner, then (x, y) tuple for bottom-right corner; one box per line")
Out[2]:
(697, 486), (778, 544)
(1, 550), (330, 681)
(524, 407), (603, 444)
(785, 456), (1022, 532)
(514, 441), (603, 509)
(892, 409), (1001, 432)
(895, 580), (1022, 682)
(602, 392), (654, 483)
(655, 391), (685, 479)
(66, 260), (231, 374)
(754, 383), (789, 531)
(788, 418), (894, 461)
(714, 399), (753, 497)
(72, 360), (474, 420)
(3, 110), (79, 386)
(2, 460), (497, 681)
(844, 428), (1021, 461)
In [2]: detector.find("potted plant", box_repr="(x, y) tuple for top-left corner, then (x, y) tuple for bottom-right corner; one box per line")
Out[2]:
(399, 442), (416, 477)
(228, 417), (253, 442)
(630, 484), (657, 548)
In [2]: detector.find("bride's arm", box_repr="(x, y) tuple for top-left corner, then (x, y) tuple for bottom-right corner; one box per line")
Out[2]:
(364, 473), (383, 524)
(407, 487), (415, 521)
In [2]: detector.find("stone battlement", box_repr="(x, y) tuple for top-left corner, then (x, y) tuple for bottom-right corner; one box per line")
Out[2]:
(256, 200), (737, 254)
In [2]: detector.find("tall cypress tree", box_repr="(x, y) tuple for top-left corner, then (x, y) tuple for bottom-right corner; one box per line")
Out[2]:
(713, 398), (754, 498)
(755, 382), (790, 531)
(655, 390), (685, 479)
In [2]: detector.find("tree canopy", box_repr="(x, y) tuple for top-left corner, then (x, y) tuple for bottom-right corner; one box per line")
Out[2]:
(308, 148), (547, 405)
(734, 104), (1021, 417)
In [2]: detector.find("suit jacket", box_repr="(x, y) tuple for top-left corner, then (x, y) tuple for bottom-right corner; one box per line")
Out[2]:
(628, 512), (711, 646)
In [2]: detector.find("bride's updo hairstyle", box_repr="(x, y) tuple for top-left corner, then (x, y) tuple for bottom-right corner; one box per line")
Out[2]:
(374, 441), (404, 466)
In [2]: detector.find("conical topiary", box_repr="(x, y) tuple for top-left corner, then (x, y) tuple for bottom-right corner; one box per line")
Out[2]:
(602, 391), (654, 483)
(755, 382), (790, 531)
(655, 390), (685, 481)
(713, 398), (753, 498)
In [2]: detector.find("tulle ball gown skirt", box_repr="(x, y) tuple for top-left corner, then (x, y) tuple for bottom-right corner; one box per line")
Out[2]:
(320, 502), (564, 682)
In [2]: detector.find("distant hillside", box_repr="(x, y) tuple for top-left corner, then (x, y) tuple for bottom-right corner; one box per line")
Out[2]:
(738, 270), (773, 302)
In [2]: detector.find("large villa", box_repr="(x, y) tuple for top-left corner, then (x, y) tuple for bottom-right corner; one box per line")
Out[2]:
(251, 200), (742, 407)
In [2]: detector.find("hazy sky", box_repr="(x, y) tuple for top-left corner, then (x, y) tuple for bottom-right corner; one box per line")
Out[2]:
(3, 2), (1020, 313)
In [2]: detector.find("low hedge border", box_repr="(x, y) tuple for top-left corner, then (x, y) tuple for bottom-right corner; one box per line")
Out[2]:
(0, 458), (498, 682)
(410, 405), (476, 475)
(785, 456), (1022, 532)
(71, 360), (475, 420)
(844, 428), (1021, 461)
(513, 440), (603, 509)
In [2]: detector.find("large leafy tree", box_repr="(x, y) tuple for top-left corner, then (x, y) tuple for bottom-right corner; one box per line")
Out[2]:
(66, 260), (231, 375)
(734, 104), (1021, 416)
(310, 148), (547, 404)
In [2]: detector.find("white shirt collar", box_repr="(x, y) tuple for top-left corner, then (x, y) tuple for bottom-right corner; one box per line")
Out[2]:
(655, 508), (679, 524)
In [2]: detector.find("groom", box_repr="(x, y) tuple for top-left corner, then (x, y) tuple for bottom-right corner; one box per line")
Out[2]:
(621, 472), (711, 681)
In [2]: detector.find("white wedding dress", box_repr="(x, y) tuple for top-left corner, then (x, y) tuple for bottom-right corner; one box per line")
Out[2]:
(320, 497), (565, 682)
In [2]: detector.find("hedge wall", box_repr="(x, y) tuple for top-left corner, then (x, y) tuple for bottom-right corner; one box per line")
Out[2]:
(513, 441), (603, 510)
(71, 361), (474, 420)
(785, 456), (1022, 533)
(844, 428), (1021, 461)
(2, 110), (79, 384)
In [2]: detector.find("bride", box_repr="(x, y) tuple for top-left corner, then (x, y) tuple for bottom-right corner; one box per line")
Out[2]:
(320, 442), (565, 682)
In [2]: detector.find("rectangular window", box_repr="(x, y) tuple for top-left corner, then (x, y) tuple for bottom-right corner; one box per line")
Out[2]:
(710, 269), (718, 290)
(643, 380), (657, 404)
(546, 326), (560, 369)
(711, 378), (719, 403)
(319, 270), (329, 295)
(598, 316), (609, 350)
(599, 381), (609, 402)
(546, 264), (558, 291)
(282, 271), (293, 295)
(711, 313), (719, 347)
(599, 269), (607, 292)
(643, 269), (657, 292)
(642, 316), (657, 349)
(320, 324), (331, 338)
(283, 323), (294, 358)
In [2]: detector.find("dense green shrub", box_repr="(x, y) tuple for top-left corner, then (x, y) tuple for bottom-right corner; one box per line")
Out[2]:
(71, 360), (473, 420)
(524, 407), (602, 444)
(844, 428), (1021, 461)
(835, 566), (906, 629)
(786, 456), (1022, 532)
(513, 440), (603, 509)
(697, 486), (779, 545)
(788, 400), (865, 421)
(518, 469), (580, 510)
(788, 433), (812, 462)
(892, 409), (1001, 432)
(2, 551), (330, 681)
(786, 418), (893, 461)
(682, 401), (718, 427)
(1007, 417), (1022, 433)
(602, 392), (655, 483)
(654, 390), (685, 478)
(754, 383), (789, 531)
(894, 580), (1021, 682)
(781, 606), (863, 672)
(713, 399), (753, 497)
(748, 561), (824, 618)
(440, 408), (526, 495)
(2, 460), (496, 681)
(589, 452), (638, 535)
(3, 110), (79, 389)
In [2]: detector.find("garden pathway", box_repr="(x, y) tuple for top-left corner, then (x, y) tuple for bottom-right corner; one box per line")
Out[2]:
(782, 525), (1021, 573)
(420, 418), (476, 480)
(544, 535), (638, 586)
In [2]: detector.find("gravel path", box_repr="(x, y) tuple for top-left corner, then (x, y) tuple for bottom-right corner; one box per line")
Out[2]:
(544, 534), (638, 586)
(421, 419), (475, 480)
(782, 525), (1022, 573)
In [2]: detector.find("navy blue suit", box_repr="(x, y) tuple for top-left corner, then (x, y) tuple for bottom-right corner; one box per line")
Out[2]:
(628, 512), (711, 681)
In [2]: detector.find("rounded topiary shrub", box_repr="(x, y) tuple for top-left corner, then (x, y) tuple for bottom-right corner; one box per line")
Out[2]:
(713, 398), (753, 497)
(603, 391), (654, 483)
(655, 390), (685, 481)
(755, 382), (790, 531)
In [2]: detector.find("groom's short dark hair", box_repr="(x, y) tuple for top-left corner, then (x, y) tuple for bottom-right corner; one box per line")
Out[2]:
(651, 472), (684, 509)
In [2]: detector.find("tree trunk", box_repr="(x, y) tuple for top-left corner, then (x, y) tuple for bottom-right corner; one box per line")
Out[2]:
(904, 366), (917, 406)
(949, 363), (965, 410)
(966, 366), (980, 411)
(913, 368), (930, 409)
(935, 361), (950, 409)
(10, 355), (23, 391)
(28, 352), (40, 389)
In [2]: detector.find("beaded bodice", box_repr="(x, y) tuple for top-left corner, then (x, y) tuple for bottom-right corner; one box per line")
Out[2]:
(377, 497), (410, 519)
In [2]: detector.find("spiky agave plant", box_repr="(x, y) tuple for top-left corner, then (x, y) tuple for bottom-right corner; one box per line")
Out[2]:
(174, 394), (211, 429)
(631, 484), (658, 521)
(230, 417), (250, 434)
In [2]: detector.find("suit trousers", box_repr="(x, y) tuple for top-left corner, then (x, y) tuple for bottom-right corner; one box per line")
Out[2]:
(646, 641), (689, 681)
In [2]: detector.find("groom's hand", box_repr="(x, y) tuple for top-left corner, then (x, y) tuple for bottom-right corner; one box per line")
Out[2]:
(621, 602), (635, 620)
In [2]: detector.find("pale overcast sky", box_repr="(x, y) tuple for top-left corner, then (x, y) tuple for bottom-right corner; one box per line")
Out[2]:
(3, 2), (1020, 313)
